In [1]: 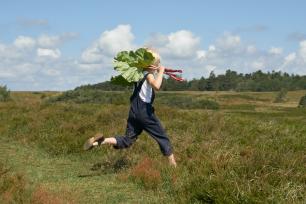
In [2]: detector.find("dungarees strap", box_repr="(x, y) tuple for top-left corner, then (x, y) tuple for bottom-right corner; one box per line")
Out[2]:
(129, 73), (150, 103)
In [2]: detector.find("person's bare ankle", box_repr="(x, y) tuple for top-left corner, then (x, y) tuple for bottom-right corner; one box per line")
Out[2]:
(168, 154), (177, 167)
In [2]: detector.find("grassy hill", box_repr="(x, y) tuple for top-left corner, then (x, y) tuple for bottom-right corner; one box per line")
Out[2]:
(0, 90), (305, 203)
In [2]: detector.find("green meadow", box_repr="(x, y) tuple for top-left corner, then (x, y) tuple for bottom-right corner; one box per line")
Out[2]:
(0, 90), (305, 203)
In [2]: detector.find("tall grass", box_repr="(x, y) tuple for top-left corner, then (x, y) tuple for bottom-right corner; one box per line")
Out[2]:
(0, 91), (305, 203)
(0, 162), (73, 204)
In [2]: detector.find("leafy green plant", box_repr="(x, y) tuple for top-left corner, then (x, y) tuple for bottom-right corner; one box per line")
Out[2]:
(112, 48), (155, 85)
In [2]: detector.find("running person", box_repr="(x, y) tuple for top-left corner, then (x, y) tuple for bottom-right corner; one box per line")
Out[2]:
(84, 49), (177, 167)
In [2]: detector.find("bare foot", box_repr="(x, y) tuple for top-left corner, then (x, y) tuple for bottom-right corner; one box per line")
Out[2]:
(168, 154), (177, 167)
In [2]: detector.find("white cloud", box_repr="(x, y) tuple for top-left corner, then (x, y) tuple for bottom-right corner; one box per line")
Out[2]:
(37, 33), (78, 48)
(164, 30), (200, 58)
(2, 24), (306, 91)
(196, 50), (206, 59)
(98, 24), (135, 55)
(298, 40), (306, 62)
(81, 43), (103, 64)
(44, 69), (60, 76)
(247, 45), (257, 54)
(17, 18), (49, 28)
(208, 45), (216, 51)
(251, 61), (265, 70)
(147, 30), (200, 59)
(0, 71), (15, 78)
(1, 35), (81, 90)
(13, 36), (36, 49)
(37, 48), (61, 59)
(38, 35), (60, 48)
(80, 24), (135, 66)
(0, 43), (7, 58)
(284, 52), (296, 63)
(279, 40), (306, 74)
(145, 33), (168, 47)
(269, 47), (283, 55)
(216, 33), (241, 49)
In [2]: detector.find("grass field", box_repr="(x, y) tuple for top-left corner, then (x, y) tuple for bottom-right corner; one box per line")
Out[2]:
(0, 90), (305, 203)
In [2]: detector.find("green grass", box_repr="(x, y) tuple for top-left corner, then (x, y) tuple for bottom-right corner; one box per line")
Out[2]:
(0, 90), (305, 203)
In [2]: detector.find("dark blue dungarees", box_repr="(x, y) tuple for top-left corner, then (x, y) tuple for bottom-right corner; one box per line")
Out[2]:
(114, 73), (173, 156)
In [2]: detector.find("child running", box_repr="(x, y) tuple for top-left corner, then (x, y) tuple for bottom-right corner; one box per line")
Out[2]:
(83, 48), (177, 167)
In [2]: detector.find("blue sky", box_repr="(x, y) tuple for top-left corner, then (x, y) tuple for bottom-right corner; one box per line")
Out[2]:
(1, 0), (306, 90)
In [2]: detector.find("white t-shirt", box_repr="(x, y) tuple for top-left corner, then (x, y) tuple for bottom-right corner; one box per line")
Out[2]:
(139, 71), (155, 103)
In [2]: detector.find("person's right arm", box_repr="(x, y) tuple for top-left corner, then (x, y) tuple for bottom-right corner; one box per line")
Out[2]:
(146, 65), (165, 91)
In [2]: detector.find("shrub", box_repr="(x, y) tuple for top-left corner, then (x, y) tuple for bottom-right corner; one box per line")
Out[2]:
(0, 85), (10, 102)
(274, 88), (287, 103)
(47, 89), (220, 109)
(156, 94), (219, 110)
(47, 89), (130, 105)
(129, 158), (162, 190)
(0, 163), (31, 203)
(298, 94), (306, 107)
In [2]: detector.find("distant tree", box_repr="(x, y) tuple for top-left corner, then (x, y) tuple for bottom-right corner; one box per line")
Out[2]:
(206, 71), (216, 91)
(197, 77), (206, 91)
(188, 79), (200, 91)
(72, 70), (306, 92)
(223, 69), (239, 90)
(0, 85), (10, 102)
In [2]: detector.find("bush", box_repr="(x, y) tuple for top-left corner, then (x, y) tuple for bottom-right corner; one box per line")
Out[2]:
(156, 94), (219, 110)
(298, 94), (306, 107)
(274, 88), (287, 103)
(47, 89), (130, 105)
(0, 163), (31, 203)
(129, 158), (162, 190)
(47, 89), (220, 109)
(0, 85), (10, 102)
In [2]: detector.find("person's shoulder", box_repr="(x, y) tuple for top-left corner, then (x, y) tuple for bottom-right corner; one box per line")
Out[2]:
(145, 72), (155, 79)
(143, 70), (154, 78)
(145, 72), (155, 86)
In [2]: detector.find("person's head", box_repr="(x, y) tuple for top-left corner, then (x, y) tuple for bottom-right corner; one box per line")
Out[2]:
(145, 47), (161, 66)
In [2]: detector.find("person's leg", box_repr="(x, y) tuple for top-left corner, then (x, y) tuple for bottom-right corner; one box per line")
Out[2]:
(104, 111), (143, 149)
(113, 116), (142, 149)
(86, 111), (143, 150)
(142, 114), (177, 167)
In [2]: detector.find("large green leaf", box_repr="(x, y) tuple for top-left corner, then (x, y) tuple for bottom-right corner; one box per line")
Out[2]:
(110, 75), (133, 86)
(112, 48), (155, 85)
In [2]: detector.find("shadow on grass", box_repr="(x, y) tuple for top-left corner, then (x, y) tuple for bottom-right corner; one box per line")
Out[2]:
(78, 157), (131, 178)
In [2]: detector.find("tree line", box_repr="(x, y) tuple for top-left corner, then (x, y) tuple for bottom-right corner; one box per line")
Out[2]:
(76, 70), (306, 92)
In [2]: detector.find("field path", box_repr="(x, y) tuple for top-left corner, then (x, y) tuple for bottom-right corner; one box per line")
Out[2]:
(0, 137), (160, 203)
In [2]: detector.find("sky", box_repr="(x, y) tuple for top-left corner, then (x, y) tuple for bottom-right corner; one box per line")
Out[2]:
(1, 0), (306, 91)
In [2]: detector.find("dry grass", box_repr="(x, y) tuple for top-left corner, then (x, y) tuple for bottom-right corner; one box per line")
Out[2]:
(0, 90), (305, 203)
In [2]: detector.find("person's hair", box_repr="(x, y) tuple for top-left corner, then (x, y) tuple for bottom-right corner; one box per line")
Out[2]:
(144, 47), (161, 66)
